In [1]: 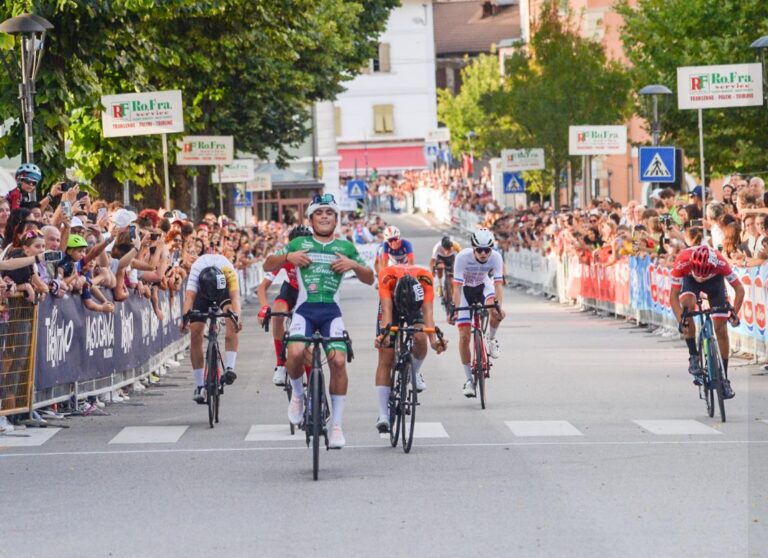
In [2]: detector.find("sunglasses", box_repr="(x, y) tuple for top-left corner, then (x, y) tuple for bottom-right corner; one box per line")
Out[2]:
(387, 237), (401, 243)
(474, 247), (492, 254)
(312, 193), (336, 204)
(20, 178), (38, 186)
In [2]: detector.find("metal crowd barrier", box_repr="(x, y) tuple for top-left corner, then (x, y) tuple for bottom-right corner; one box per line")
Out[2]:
(0, 296), (37, 417)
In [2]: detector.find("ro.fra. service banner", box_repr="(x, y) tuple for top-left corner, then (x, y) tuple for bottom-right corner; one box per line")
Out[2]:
(677, 63), (763, 110)
(101, 90), (185, 138)
(176, 136), (234, 166)
(568, 126), (627, 156)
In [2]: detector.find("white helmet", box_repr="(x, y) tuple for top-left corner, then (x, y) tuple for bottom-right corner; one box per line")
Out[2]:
(306, 193), (340, 218)
(471, 228), (495, 248)
(383, 225), (401, 240)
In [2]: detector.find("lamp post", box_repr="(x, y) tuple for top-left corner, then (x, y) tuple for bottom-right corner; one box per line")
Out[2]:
(465, 130), (476, 178)
(638, 84), (672, 204)
(750, 36), (768, 104)
(0, 13), (53, 168)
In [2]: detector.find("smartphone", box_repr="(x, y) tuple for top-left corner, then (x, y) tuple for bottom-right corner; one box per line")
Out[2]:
(60, 181), (75, 192)
(690, 219), (703, 227)
(150, 232), (160, 241)
(129, 224), (137, 240)
(62, 200), (72, 218)
(97, 207), (107, 221)
(43, 250), (63, 262)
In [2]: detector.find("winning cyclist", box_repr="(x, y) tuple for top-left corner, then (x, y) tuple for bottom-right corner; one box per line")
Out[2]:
(429, 234), (461, 297)
(374, 264), (447, 433)
(263, 194), (374, 449)
(256, 225), (313, 386)
(448, 228), (505, 398)
(670, 244), (743, 399)
(374, 225), (414, 276)
(181, 254), (242, 404)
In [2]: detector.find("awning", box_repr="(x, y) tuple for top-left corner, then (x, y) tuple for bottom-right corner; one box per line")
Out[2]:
(339, 146), (426, 174)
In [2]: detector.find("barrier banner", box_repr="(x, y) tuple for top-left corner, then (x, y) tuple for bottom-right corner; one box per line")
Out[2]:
(35, 288), (184, 390)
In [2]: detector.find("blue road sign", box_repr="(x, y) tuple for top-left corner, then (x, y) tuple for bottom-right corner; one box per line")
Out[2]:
(234, 190), (253, 207)
(424, 143), (439, 161)
(503, 172), (525, 194)
(639, 147), (676, 183)
(347, 179), (367, 200)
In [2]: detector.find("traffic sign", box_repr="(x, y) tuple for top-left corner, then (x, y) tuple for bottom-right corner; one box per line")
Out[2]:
(346, 179), (367, 200)
(639, 147), (676, 183)
(503, 172), (525, 194)
(234, 190), (253, 207)
(424, 143), (439, 162)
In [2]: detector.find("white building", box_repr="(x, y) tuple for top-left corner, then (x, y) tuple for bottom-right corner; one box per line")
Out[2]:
(334, 0), (438, 177)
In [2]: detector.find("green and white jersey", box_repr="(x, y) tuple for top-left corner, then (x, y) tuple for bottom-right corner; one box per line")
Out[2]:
(276, 236), (367, 305)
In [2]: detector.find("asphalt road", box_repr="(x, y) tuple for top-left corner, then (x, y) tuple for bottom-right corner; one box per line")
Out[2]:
(1, 213), (766, 558)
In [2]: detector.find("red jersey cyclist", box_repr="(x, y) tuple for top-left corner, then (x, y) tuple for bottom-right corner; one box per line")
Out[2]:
(670, 245), (744, 399)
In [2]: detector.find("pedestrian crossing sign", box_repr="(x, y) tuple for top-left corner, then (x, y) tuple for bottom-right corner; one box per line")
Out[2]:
(639, 146), (676, 183)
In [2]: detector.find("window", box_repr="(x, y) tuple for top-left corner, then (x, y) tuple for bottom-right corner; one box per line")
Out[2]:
(370, 43), (391, 73)
(373, 104), (394, 134)
(334, 107), (342, 137)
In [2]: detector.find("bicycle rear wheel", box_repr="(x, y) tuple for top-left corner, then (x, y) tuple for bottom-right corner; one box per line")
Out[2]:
(205, 341), (219, 428)
(401, 358), (417, 453)
(709, 344), (727, 423)
(698, 338), (714, 417)
(473, 329), (487, 410)
(311, 348), (322, 480)
(389, 365), (401, 448)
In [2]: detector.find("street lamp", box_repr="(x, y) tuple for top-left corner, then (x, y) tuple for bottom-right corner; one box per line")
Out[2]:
(0, 13), (53, 166)
(750, 35), (768, 104)
(638, 84), (673, 146)
(465, 130), (476, 178)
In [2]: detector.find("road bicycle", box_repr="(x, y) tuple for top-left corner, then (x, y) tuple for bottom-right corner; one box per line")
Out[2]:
(680, 301), (735, 423)
(186, 306), (239, 428)
(433, 265), (454, 321)
(261, 308), (295, 434)
(380, 321), (444, 453)
(453, 302), (499, 410)
(283, 330), (354, 480)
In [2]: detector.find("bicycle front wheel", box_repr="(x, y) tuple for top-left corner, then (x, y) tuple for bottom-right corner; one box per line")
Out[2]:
(401, 358), (416, 454)
(389, 366), (401, 448)
(473, 329), (487, 410)
(709, 344), (727, 423)
(285, 382), (295, 435)
(206, 341), (219, 428)
(311, 349), (323, 480)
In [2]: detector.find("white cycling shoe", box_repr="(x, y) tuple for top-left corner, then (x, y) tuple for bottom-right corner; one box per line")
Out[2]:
(288, 394), (304, 425)
(329, 425), (346, 449)
(376, 416), (391, 433)
(272, 365), (287, 386)
(415, 372), (426, 393)
(489, 338), (501, 359)
(463, 379), (476, 398)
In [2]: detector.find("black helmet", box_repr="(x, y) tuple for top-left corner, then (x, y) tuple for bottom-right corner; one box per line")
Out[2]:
(289, 225), (313, 241)
(393, 274), (424, 319)
(441, 235), (453, 250)
(198, 266), (227, 303)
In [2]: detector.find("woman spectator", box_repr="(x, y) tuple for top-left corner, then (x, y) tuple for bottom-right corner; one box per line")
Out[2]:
(2, 230), (49, 302)
(0, 197), (10, 248)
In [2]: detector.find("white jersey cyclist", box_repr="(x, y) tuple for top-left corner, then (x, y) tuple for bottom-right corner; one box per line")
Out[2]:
(453, 247), (503, 325)
(187, 254), (239, 296)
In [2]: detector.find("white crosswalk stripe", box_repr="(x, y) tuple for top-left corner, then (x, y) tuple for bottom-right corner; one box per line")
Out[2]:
(0, 428), (61, 447)
(109, 426), (189, 444)
(245, 424), (298, 442)
(379, 421), (449, 439)
(632, 420), (721, 436)
(505, 420), (583, 437)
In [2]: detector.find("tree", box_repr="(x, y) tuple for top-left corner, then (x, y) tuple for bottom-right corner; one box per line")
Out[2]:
(617, 0), (768, 180)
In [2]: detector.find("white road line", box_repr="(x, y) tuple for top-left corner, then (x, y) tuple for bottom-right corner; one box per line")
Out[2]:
(0, 428), (61, 447)
(505, 420), (583, 437)
(632, 420), (721, 436)
(109, 426), (189, 444)
(379, 422), (449, 439)
(2, 439), (766, 458)
(245, 424), (300, 442)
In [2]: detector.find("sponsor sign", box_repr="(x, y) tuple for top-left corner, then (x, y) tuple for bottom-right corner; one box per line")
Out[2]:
(568, 125), (627, 156)
(246, 173), (272, 192)
(176, 135), (234, 165)
(501, 148), (545, 172)
(212, 159), (255, 183)
(425, 128), (451, 143)
(677, 63), (763, 110)
(101, 90), (184, 138)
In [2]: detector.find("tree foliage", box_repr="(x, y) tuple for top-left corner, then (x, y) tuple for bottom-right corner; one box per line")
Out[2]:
(617, 0), (768, 179)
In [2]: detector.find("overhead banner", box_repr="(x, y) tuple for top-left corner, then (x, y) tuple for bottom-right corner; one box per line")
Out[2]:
(501, 148), (545, 171)
(176, 136), (234, 165)
(677, 63), (763, 110)
(101, 90), (184, 138)
(246, 173), (272, 192)
(568, 126), (627, 156)
(212, 159), (255, 183)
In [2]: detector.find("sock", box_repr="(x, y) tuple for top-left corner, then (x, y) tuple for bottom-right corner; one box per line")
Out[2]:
(685, 338), (697, 356)
(224, 351), (237, 369)
(489, 326), (498, 340)
(412, 356), (425, 375)
(723, 358), (728, 376)
(274, 339), (284, 365)
(463, 363), (472, 381)
(304, 364), (312, 378)
(290, 377), (304, 398)
(376, 385), (391, 418)
(193, 368), (204, 386)
(331, 395), (345, 426)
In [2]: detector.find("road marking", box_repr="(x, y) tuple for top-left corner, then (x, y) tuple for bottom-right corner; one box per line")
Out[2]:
(505, 420), (583, 437)
(245, 424), (299, 442)
(0, 428), (61, 447)
(379, 422), (449, 439)
(762, 420), (768, 425)
(109, 426), (189, 444)
(632, 420), (721, 436)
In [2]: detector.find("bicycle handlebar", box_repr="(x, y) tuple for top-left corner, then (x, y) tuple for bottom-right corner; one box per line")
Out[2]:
(185, 308), (239, 327)
(261, 308), (293, 333)
(452, 303), (500, 312)
(284, 330), (355, 363)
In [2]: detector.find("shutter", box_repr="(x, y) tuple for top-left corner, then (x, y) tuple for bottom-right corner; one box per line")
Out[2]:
(374, 106), (385, 133)
(379, 43), (391, 73)
(383, 105), (394, 133)
(335, 107), (342, 137)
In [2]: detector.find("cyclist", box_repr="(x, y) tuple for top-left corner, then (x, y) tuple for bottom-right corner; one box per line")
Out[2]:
(374, 225), (414, 275)
(256, 225), (313, 386)
(670, 244), (743, 399)
(263, 193), (374, 449)
(448, 228), (505, 397)
(429, 234), (461, 297)
(181, 254), (242, 404)
(374, 264), (447, 433)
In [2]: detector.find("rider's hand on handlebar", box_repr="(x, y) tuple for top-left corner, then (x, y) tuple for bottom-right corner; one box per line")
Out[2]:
(180, 313), (191, 333)
(728, 311), (741, 328)
(229, 311), (243, 332)
(257, 305), (270, 326)
(677, 320), (687, 334)
(431, 337), (447, 354)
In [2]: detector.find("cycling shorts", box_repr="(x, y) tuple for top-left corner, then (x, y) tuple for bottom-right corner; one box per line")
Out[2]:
(375, 301), (424, 337)
(435, 254), (456, 272)
(274, 282), (298, 310)
(680, 275), (730, 318)
(289, 302), (348, 354)
(190, 293), (232, 323)
(457, 278), (495, 326)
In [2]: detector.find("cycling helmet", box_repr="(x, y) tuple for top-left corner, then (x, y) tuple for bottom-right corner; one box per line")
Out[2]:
(306, 193), (340, 218)
(441, 235), (453, 250)
(289, 224), (313, 241)
(393, 274), (424, 318)
(383, 225), (400, 240)
(197, 266), (228, 303)
(15, 163), (42, 183)
(471, 228), (495, 249)
(66, 234), (88, 249)
(690, 245), (717, 277)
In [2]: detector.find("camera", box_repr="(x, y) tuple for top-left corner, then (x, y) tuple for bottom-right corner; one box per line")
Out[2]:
(43, 250), (63, 262)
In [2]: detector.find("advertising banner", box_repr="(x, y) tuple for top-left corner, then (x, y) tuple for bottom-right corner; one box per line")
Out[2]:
(176, 136), (234, 165)
(212, 159), (255, 183)
(246, 173), (272, 192)
(101, 90), (184, 138)
(677, 63), (763, 110)
(501, 148), (545, 172)
(568, 126), (627, 156)
(425, 128), (451, 143)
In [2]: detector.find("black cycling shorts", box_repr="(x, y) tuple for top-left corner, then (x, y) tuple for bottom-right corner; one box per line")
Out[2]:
(190, 292), (231, 323)
(435, 254), (456, 272)
(680, 275), (729, 317)
(274, 282), (298, 310)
